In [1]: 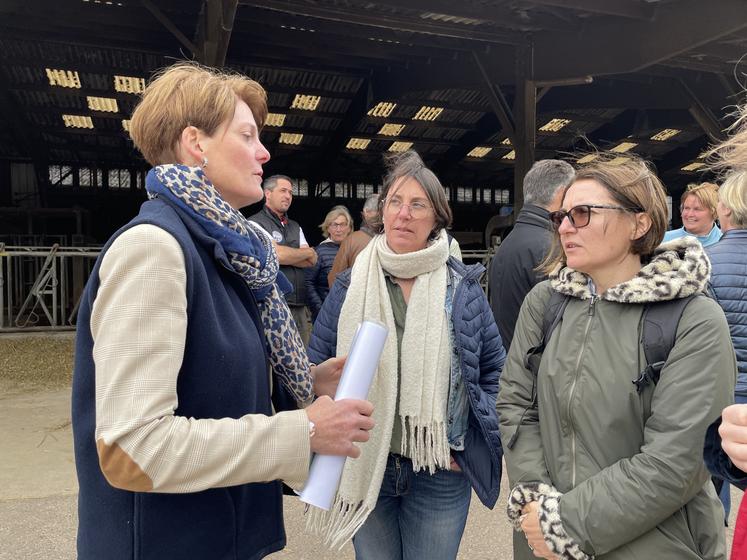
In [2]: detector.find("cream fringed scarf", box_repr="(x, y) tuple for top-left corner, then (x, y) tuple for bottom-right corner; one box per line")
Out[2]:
(306, 229), (452, 549)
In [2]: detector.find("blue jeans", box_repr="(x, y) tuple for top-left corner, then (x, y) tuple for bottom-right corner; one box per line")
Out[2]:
(353, 453), (471, 560)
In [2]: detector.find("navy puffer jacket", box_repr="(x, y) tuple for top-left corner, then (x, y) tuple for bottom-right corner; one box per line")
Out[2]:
(308, 257), (506, 508)
(305, 240), (340, 321)
(707, 228), (747, 396)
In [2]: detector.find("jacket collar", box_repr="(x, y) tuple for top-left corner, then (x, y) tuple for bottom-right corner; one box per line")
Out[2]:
(550, 236), (710, 303)
(720, 228), (747, 239)
(156, 195), (234, 268)
(262, 205), (288, 226)
(515, 204), (552, 229)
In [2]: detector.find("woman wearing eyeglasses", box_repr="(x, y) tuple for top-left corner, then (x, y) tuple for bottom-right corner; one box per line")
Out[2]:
(306, 150), (505, 559)
(305, 205), (353, 322)
(497, 155), (735, 560)
(662, 182), (722, 247)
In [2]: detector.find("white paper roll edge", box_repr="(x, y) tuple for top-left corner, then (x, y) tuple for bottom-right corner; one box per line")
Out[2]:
(299, 320), (388, 510)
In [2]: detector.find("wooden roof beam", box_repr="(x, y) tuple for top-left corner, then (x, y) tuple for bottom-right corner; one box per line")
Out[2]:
(533, 0), (747, 80)
(522, 0), (655, 20)
(240, 0), (522, 44)
(471, 51), (515, 145)
(679, 79), (727, 142)
(195, 0), (238, 67)
(140, 0), (197, 56)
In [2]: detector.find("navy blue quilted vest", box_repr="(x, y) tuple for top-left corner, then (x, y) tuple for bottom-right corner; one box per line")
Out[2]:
(72, 196), (286, 560)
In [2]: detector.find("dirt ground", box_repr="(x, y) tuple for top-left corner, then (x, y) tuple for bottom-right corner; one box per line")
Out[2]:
(0, 334), (740, 559)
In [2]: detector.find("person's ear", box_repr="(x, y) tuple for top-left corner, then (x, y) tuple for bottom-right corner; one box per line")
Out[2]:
(632, 212), (652, 241)
(176, 125), (206, 166)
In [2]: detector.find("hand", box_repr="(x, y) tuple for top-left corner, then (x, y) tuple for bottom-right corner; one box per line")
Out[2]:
(305, 396), (374, 457)
(449, 455), (462, 472)
(719, 404), (747, 472)
(520, 502), (558, 559)
(312, 356), (346, 398)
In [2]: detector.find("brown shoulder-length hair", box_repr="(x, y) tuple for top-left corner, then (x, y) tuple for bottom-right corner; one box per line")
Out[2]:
(370, 150), (452, 239)
(540, 154), (669, 275)
(129, 62), (268, 166)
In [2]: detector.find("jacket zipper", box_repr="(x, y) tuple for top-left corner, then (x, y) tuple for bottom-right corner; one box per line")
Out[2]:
(568, 295), (597, 487)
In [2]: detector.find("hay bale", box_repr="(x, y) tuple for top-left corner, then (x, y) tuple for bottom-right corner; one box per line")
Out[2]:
(0, 333), (75, 390)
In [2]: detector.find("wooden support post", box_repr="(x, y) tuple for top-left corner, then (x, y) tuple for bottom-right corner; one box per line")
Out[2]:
(513, 43), (536, 214)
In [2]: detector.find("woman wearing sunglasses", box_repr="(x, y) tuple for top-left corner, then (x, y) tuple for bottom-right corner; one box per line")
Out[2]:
(497, 155), (735, 560)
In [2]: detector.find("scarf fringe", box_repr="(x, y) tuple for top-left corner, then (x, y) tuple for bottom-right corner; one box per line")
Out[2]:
(305, 496), (374, 550)
(400, 417), (450, 474)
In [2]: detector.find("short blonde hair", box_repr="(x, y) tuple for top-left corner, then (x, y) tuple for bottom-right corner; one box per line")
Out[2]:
(680, 182), (719, 221)
(719, 171), (747, 228)
(541, 154), (668, 274)
(319, 205), (353, 238)
(129, 62), (268, 166)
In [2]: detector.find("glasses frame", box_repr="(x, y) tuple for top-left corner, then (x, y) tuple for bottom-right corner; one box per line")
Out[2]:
(328, 221), (350, 230)
(383, 196), (433, 219)
(549, 204), (643, 230)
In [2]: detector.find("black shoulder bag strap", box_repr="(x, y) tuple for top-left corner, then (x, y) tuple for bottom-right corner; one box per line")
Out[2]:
(507, 290), (569, 449)
(632, 294), (697, 393)
(524, 291), (570, 377)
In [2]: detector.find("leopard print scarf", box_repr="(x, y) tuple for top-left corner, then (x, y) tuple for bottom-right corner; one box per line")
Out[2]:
(146, 164), (314, 407)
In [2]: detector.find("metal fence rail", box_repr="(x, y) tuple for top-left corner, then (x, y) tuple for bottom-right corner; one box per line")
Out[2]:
(0, 245), (495, 331)
(460, 248), (495, 296)
(0, 244), (101, 331)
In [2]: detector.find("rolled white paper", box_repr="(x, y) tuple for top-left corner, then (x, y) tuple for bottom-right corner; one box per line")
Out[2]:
(299, 319), (388, 510)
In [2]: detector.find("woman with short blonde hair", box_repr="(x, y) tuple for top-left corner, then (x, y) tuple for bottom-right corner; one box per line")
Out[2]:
(662, 182), (721, 247)
(72, 62), (373, 560)
(305, 205), (353, 320)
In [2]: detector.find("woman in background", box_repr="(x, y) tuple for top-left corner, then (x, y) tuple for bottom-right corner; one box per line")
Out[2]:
(706, 170), (747, 523)
(704, 104), (747, 559)
(305, 205), (353, 321)
(662, 181), (722, 246)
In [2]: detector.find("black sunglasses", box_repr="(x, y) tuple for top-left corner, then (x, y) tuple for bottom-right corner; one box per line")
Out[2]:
(549, 204), (643, 230)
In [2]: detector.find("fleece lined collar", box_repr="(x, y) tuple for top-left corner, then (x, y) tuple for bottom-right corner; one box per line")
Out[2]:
(550, 236), (710, 303)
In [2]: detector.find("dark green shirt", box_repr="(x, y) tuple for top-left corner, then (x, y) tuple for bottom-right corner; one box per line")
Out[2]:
(384, 272), (408, 456)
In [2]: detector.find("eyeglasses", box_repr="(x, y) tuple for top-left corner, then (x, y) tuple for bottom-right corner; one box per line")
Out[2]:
(384, 197), (432, 219)
(549, 204), (643, 230)
(329, 222), (349, 230)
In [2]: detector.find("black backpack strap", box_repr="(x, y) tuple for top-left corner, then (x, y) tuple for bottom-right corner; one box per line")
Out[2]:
(633, 295), (697, 393)
(508, 290), (569, 450)
(524, 291), (569, 376)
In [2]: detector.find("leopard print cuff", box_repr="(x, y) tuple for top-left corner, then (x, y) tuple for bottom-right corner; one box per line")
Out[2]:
(506, 482), (559, 529)
(507, 482), (594, 560)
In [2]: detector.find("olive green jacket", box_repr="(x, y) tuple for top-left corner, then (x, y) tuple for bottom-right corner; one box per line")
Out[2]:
(497, 238), (736, 560)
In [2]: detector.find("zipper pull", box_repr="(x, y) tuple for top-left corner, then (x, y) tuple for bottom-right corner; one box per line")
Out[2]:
(588, 295), (597, 316)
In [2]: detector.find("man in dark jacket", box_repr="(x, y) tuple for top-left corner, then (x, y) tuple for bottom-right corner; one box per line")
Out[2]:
(488, 159), (574, 351)
(251, 174), (317, 343)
